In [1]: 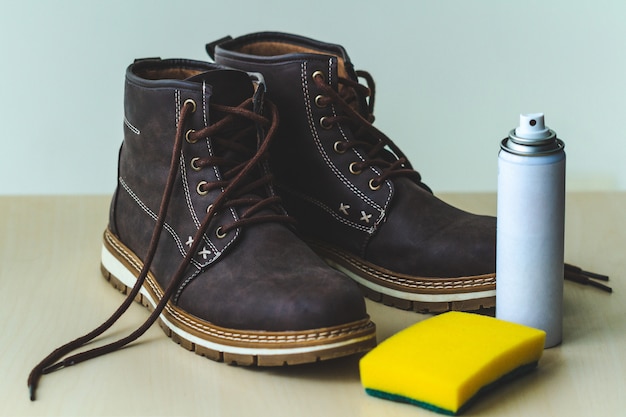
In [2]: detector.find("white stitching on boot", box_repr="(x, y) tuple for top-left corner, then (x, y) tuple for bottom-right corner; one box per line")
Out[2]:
(118, 177), (204, 268)
(123, 116), (140, 135)
(177, 88), (220, 256)
(301, 60), (380, 210)
(300, 60), (391, 232)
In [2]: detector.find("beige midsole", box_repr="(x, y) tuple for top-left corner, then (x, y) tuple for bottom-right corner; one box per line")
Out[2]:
(324, 257), (496, 303)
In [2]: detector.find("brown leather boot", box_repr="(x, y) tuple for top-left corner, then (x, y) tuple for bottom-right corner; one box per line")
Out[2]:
(208, 33), (497, 313)
(28, 58), (377, 399)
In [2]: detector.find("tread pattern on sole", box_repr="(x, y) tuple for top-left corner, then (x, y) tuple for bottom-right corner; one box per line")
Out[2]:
(357, 282), (495, 314)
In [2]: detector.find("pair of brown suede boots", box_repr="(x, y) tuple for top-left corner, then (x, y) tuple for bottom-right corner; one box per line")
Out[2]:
(29, 32), (503, 399)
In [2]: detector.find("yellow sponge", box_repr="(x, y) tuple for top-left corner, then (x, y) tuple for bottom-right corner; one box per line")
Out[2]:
(360, 312), (545, 415)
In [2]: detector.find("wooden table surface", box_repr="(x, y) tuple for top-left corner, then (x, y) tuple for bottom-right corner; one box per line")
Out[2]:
(1, 193), (624, 416)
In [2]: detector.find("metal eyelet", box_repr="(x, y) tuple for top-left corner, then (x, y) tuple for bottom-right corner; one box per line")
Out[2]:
(190, 157), (201, 171)
(349, 162), (362, 175)
(312, 70), (325, 81)
(184, 98), (197, 113)
(320, 116), (333, 129)
(215, 226), (227, 239)
(369, 178), (382, 191)
(314, 94), (327, 108)
(196, 181), (208, 195)
(185, 129), (197, 143)
(333, 141), (346, 154)
(206, 204), (214, 213)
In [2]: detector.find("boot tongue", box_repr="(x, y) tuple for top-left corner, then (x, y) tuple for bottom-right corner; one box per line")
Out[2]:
(186, 69), (254, 111)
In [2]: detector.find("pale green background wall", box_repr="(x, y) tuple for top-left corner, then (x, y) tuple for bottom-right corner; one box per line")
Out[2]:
(1, 0), (624, 195)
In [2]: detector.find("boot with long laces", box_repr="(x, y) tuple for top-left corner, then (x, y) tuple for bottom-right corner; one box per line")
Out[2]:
(206, 33), (497, 313)
(28, 58), (376, 400)
(207, 32), (610, 313)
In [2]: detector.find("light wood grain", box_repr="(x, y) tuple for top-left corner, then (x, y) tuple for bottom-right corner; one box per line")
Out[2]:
(1, 194), (624, 416)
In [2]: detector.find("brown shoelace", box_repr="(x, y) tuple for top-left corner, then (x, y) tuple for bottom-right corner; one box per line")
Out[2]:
(28, 97), (291, 400)
(313, 70), (427, 191)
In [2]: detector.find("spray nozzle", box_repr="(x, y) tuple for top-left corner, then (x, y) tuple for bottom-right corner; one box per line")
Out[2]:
(515, 113), (551, 140)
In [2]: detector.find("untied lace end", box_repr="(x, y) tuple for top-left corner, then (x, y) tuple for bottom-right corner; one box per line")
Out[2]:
(29, 383), (36, 402)
(27, 96), (282, 402)
(29, 359), (75, 401)
(564, 263), (612, 293)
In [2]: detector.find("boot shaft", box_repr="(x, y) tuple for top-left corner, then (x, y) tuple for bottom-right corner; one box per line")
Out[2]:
(119, 58), (261, 212)
(111, 58), (272, 279)
(210, 33), (403, 252)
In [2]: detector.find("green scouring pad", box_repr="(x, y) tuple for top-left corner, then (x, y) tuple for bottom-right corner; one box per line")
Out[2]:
(359, 311), (546, 415)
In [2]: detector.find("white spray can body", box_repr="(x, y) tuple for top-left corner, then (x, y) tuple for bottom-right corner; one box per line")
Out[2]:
(496, 113), (565, 348)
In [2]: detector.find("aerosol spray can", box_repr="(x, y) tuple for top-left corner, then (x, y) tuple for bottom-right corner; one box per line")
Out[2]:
(496, 113), (565, 348)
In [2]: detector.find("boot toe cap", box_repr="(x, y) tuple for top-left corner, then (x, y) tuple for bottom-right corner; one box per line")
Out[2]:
(177, 266), (367, 332)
